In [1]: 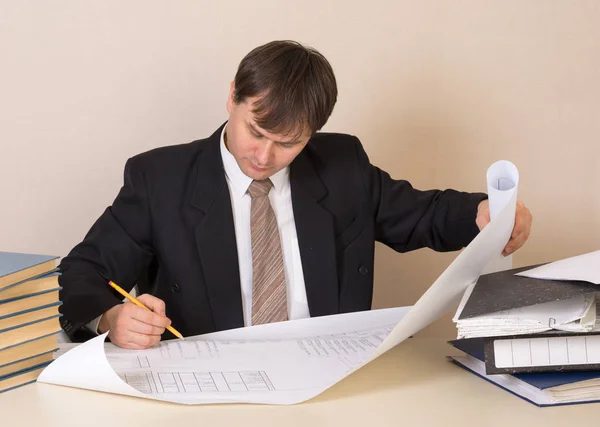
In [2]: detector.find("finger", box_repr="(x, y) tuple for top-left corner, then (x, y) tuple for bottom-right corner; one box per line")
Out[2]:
(125, 304), (171, 328)
(503, 239), (517, 255)
(503, 231), (529, 255)
(126, 332), (161, 349)
(107, 329), (150, 349)
(511, 209), (525, 238)
(512, 204), (532, 238)
(126, 317), (166, 336)
(110, 338), (149, 350)
(513, 232), (529, 250)
(121, 342), (149, 350)
(137, 294), (167, 316)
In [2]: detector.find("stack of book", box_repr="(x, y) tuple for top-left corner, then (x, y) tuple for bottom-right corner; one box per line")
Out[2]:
(0, 251), (62, 393)
(449, 250), (600, 406)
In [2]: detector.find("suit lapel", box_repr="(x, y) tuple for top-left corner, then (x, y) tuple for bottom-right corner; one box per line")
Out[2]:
(188, 126), (340, 327)
(290, 150), (340, 317)
(189, 125), (244, 331)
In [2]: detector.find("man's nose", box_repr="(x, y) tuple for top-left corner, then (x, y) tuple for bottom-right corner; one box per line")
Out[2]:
(256, 142), (273, 165)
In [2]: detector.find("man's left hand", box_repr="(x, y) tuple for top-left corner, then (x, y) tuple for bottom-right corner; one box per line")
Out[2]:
(476, 199), (532, 256)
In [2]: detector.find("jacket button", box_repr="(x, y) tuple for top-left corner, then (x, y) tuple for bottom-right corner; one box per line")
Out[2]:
(171, 283), (180, 293)
(358, 265), (369, 275)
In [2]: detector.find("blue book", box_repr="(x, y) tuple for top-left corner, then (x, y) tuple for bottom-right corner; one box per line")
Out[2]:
(0, 299), (62, 321)
(0, 315), (62, 352)
(0, 301), (62, 333)
(0, 334), (59, 368)
(449, 338), (600, 406)
(0, 362), (52, 393)
(0, 271), (61, 305)
(0, 252), (58, 292)
(0, 350), (55, 379)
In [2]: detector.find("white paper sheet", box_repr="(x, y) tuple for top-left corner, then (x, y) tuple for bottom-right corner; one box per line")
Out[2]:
(516, 250), (600, 285)
(38, 160), (519, 405)
(481, 160), (519, 274)
(372, 161), (519, 356)
(42, 308), (409, 404)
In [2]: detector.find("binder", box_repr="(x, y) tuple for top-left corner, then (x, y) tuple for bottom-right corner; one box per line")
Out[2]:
(450, 335), (600, 374)
(449, 338), (600, 406)
(459, 265), (597, 320)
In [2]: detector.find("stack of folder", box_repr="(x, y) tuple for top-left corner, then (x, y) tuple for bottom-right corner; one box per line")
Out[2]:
(450, 337), (600, 406)
(0, 251), (62, 393)
(449, 250), (600, 406)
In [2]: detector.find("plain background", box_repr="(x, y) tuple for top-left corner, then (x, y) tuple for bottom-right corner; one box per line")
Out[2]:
(1, 1), (598, 338)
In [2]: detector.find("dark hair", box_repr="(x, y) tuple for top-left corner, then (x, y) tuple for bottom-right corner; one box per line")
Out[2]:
(233, 40), (337, 139)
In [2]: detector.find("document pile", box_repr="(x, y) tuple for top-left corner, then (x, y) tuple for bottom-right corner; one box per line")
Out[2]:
(454, 264), (599, 340)
(449, 250), (600, 406)
(0, 252), (61, 393)
(450, 337), (600, 406)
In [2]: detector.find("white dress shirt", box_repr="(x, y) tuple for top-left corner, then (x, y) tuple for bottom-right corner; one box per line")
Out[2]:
(220, 126), (310, 326)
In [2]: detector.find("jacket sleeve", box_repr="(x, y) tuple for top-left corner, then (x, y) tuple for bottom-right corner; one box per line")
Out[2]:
(353, 136), (487, 253)
(58, 157), (155, 341)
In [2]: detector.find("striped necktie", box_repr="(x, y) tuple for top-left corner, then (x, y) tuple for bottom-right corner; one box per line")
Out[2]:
(248, 179), (288, 325)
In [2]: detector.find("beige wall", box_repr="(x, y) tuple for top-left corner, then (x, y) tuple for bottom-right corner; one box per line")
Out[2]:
(1, 1), (598, 337)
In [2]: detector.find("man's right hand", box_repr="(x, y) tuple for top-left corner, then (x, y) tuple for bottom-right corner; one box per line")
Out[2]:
(97, 294), (171, 349)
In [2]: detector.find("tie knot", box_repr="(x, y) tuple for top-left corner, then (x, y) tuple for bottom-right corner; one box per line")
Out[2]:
(248, 179), (273, 198)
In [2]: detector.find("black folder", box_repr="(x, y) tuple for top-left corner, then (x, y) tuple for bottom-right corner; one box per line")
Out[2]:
(458, 265), (597, 320)
(450, 332), (600, 374)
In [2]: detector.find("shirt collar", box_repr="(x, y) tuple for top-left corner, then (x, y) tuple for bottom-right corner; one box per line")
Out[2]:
(220, 124), (289, 199)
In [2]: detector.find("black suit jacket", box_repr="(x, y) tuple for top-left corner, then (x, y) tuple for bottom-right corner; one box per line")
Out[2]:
(58, 124), (486, 341)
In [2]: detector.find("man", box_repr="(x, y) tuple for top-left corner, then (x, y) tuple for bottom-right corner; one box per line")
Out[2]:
(58, 40), (532, 349)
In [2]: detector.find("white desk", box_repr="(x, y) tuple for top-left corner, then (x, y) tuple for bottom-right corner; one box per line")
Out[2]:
(1, 337), (597, 427)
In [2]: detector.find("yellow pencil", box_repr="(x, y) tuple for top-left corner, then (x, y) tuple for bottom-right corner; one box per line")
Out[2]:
(108, 280), (185, 340)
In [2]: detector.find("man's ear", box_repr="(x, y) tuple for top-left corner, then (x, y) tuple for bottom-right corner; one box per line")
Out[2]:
(226, 81), (235, 113)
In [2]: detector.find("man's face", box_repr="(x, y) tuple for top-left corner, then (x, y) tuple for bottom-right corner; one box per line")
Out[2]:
(225, 84), (311, 181)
